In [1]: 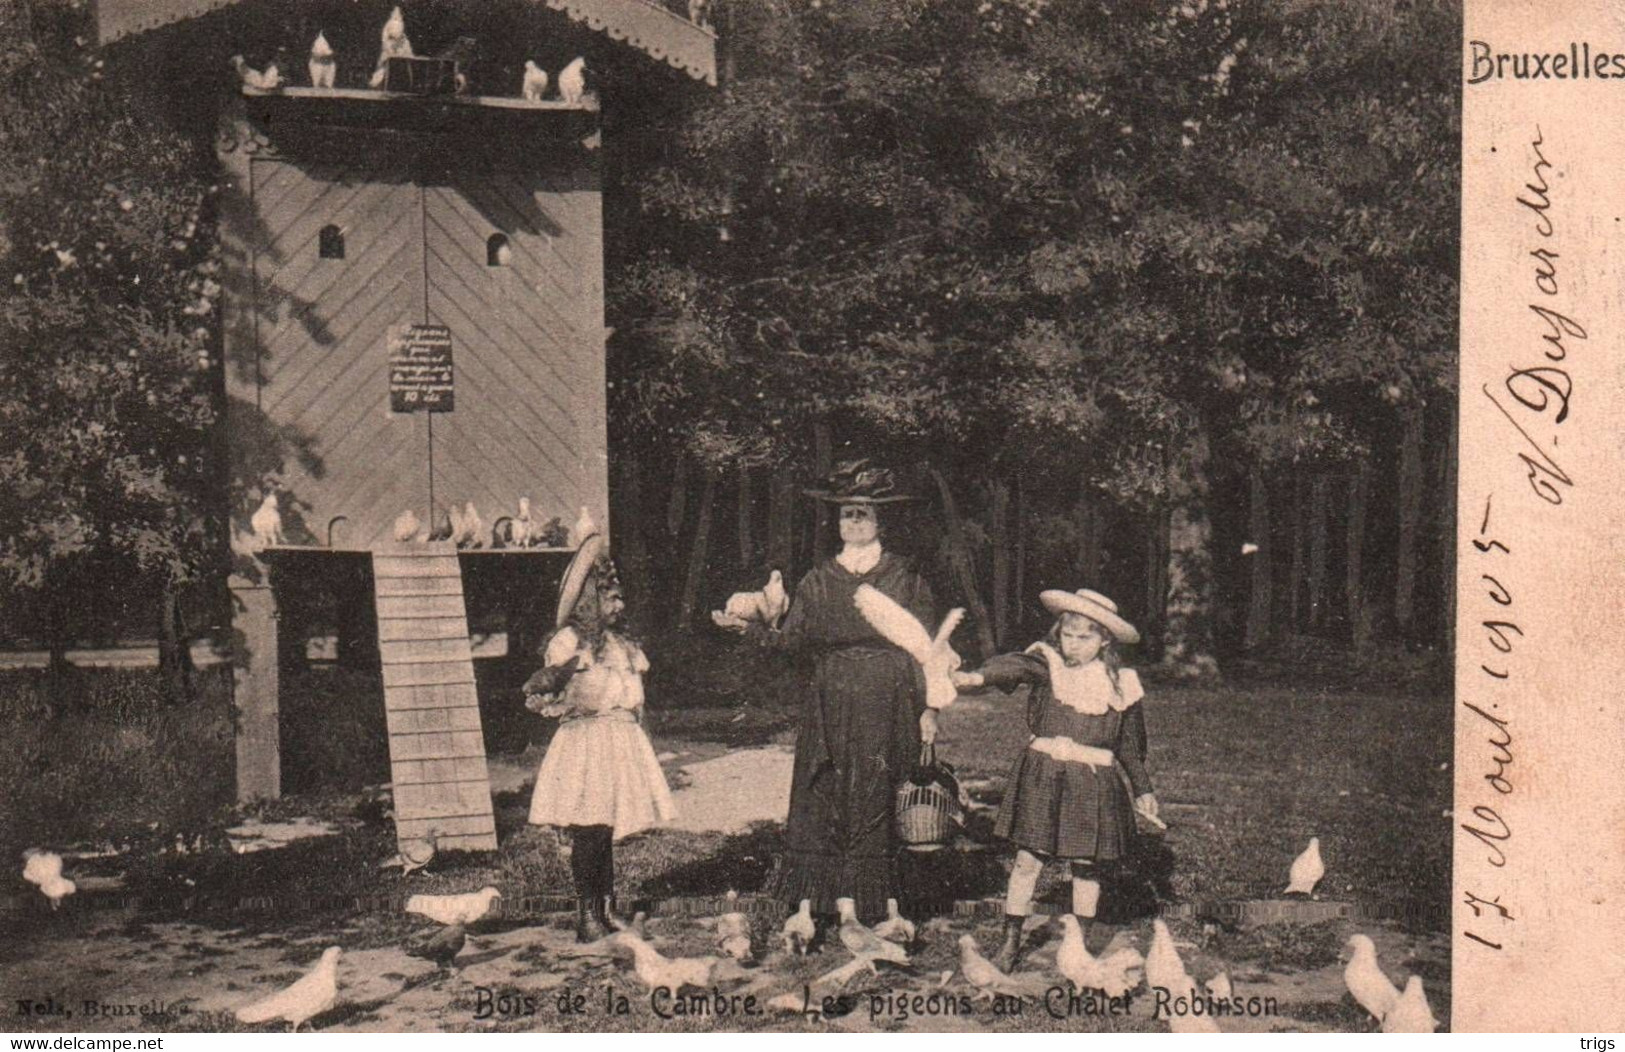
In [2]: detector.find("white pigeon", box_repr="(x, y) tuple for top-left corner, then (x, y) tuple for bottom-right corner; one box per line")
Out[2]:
(22, 850), (76, 910)
(1145, 920), (1218, 1033)
(1284, 836), (1325, 895)
(852, 584), (964, 711)
(230, 55), (278, 90)
(308, 31), (335, 88)
(722, 569), (786, 625)
(781, 898), (815, 956)
(1382, 975), (1438, 1033)
(404, 886), (501, 927)
(610, 930), (715, 991)
(1055, 915), (1143, 999)
(836, 897), (908, 966)
(713, 890), (753, 961)
(1344, 934), (1401, 1024)
(513, 498), (534, 548)
(370, 6), (414, 88)
(250, 493), (284, 548)
(766, 990), (820, 1019)
(456, 501), (482, 549)
(688, 0), (710, 28)
(558, 57), (586, 105)
(521, 60), (548, 101)
(871, 898), (915, 944)
(1206, 971), (1232, 1001)
(235, 946), (341, 1031)
(393, 509), (421, 543)
(569, 505), (597, 548)
(378, 833), (437, 876)
(956, 934), (1044, 1001)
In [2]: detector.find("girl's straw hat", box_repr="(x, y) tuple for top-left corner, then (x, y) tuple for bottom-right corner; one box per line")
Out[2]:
(1040, 588), (1140, 645)
(555, 532), (607, 628)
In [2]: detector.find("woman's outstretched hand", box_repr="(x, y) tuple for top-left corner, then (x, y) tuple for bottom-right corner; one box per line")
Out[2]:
(950, 669), (983, 690)
(710, 610), (752, 633)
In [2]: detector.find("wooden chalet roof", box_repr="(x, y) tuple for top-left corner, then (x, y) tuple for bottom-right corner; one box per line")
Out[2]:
(94, 0), (716, 84)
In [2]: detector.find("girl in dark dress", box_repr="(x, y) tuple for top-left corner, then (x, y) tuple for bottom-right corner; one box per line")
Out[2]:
(952, 588), (1159, 970)
(720, 461), (937, 929)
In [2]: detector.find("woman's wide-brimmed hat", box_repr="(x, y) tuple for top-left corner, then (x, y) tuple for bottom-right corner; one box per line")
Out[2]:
(803, 458), (920, 504)
(555, 532), (608, 628)
(1040, 588), (1141, 645)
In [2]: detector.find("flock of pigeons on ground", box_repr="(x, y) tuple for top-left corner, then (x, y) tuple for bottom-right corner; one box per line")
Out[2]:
(230, 3), (711, 102)
(246, 492), (595, 552)
(19, 837), (1438, 1033)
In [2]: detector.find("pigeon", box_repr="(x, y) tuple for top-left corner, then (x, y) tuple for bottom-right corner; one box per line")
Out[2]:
(521, 60), (548, 101)
(766, 990), (821, 1019)
(688, 0), (711, 27)
(370, 6), (414, 88)
(558, 57), (586, 105)
(956, 934), (1043, 1001)
(21, 850), (75, 910)
(308, 31), (335, 88)
(1382, 975), (1438, 1033)
(436, 37), (478, 94)
(1344, 934), (1401, 1024)
(609, 910), (649, 941)
(1206, 971), (1232, 1001)
(721, 570), (788, 626)
(836, 897), (907, 966)
(235, 946), (341, 1031)
(490, 517), (513, 549)
(609, 930), (715, 992)
(513, 498), (534, 548)
(871, 898), (915, 945)
(427, 508), (454, 542)
(379, 833), (437, 876)
(393, 509), (421, 543)
(781, 898), (815, 956)
(714, 890), (753, 961)
(250, 493), (284, 548)
(569, 506), (597, 548)
(1145, 920), (1218, 1033)
(1284, 836), (1324, 895)
(405, 924), (466, 971)
(456, 501), (482, 549)
(538, 516), (568, 547)
(231, 55), (280, 90)
(405, 886), (501, 927)
(1055, 915), (1143, 999)
(852, 584), (964, 711)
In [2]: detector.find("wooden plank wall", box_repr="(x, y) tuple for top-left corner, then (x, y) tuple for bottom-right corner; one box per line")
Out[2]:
(374, 542), (497, 851)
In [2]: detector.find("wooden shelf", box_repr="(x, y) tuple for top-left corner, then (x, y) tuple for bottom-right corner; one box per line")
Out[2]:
(242, 85), (600, 113)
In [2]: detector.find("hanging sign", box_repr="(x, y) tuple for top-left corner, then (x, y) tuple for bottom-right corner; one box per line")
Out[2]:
(388, 324), (454, 413)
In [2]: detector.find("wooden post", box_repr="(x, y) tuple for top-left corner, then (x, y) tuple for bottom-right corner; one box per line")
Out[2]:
(677, 469), (718, 631)
(232, 580), (281, 802)
(929, 466), (996, 659)
(1244, 467), (1272, 650)
(1347, 461), (1371, 652)
(1308, 473), (1330, 627)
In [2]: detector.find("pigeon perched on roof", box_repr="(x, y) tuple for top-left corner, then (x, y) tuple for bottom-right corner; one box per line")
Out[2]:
(231, 55), (279, 91)
(1284, 836), (1325, 895)
(22, 850), (75, 910)
(250, 493), (284, 548)
(513, 498), (534, 548)
(569, 506), (597, 548)
(394, 509), (422, 543)
(521, 60), (548, 101)
(456, 501), (482, 549)
(370, 6), (414, 88)
(427, 508), (454, 542)
(308, 32), (335, 88)
(405, 886), (501, 927)
(558, 57), (587, 105)
(235, 946), (341, 1031)
(853, 584), (964, 710)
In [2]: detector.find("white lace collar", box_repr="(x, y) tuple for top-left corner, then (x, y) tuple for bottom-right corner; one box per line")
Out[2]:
(1026, 642), (1142, 714)
(836, 542), (883, 575)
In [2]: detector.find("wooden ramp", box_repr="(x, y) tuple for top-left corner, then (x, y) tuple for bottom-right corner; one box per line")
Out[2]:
(374, 542), (498, 852)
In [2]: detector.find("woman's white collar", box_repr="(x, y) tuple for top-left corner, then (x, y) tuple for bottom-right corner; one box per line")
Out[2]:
(836, 542), (883, 575)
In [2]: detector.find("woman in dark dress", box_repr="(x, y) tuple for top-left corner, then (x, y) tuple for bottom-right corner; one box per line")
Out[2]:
(723, 461), (937, 927)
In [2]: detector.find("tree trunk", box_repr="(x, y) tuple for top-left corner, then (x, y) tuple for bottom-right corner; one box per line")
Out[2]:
(1288, 468), (1307, 632)
(1162, 427), (1220, 678)
(1308, 473), (1329, 628)
(666, 453), (690, 540)
(737, 466), (754, 570)
(1347, 461), (1372, 652)
(1144, 507), (1166, 652)
(929, 466), (996, 659)
(1244, 467), (1272, 650)
(1435, 403), (1459, 651)
(157, 580), (195, 702)
(676, 470), (717, 632)
(1075, 486), (1104, 585)
(617, 460), (653, 630)
(766, 464), (795, 580)
(813, 421), (833, 562)
(1013, 477), (1027, 636)
(1394, 402), (1424, 632)
(989, 477), (1011, 648)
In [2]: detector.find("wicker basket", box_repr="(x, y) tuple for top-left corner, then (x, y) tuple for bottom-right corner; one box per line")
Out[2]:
(895, 743), (963, 851)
